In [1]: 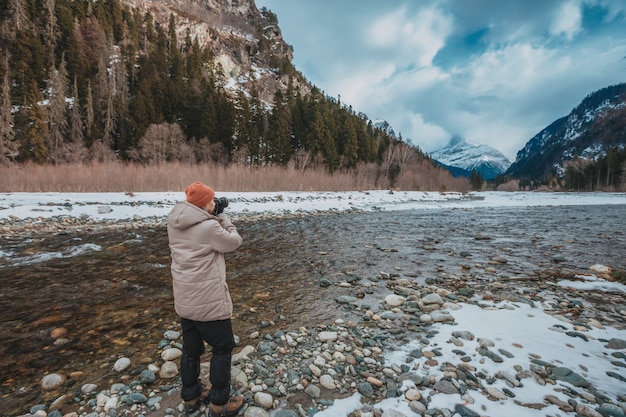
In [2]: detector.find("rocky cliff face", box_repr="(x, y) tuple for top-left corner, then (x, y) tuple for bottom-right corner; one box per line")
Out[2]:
(122, 0), (303, 103)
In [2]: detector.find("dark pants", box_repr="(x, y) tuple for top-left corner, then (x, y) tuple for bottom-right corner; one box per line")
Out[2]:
(180, 317), (236, 406)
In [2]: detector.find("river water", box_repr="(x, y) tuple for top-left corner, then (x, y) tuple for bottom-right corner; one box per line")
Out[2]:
(1, 204), (625, 415)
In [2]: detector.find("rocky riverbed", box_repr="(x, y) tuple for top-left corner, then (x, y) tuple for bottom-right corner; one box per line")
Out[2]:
(2, 204), (626, 417)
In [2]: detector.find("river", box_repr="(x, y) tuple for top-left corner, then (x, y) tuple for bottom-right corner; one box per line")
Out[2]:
(1, 204), (625, 415)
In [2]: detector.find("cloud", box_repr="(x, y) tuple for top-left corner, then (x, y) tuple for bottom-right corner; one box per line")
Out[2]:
(550, 1), (583, 40)
(257, 0), (626, 160)
(368, 6), (453, 67)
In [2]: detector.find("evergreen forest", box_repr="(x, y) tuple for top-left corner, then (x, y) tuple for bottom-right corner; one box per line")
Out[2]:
(0, 0), (447, 190)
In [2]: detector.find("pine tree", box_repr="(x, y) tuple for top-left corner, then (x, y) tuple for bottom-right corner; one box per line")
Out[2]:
(0, 66), (18, 164)
(47, 56), (69, 163)
(68, 76), (88, 161)
(267, 90), (291, 164)
(44, 0), (58, 56)
(16, 84), (49, 164)
(8, 0), (29, 35)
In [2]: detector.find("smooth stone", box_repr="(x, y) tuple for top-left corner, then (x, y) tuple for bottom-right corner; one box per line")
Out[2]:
(598, 404), (626, 417)
(421, 293), (443, 305)
(381, 409), (408, 417)
(319, 375), (335, 389)
(455, 404), (480, 417)
(159, 361), (179, 379)
(304, 384), (320, 398)
(140, 369), (156, 384)
(274, 411), (298, 417)
(254, 392), (274, 409)
(433, 379), (458, 394)
(161, 348), (183, 361)
(113, 357), (131, 372)
(81, 383), (98, 395)
(244, 407), (270, 417)
(358, 382), (375, 397)
(409, 400), (427, 414)
(163, 330), (180, 340)
(576, 403), (604, 417)
(552, 367), (589, 387)
(318, 331), (338, 342)
(336, 295), (358, 304)
(606, 338), (626, 349)
(404, 388), (421, 401)
(41, 373), (65, 391)
(385, 294), (406, 307)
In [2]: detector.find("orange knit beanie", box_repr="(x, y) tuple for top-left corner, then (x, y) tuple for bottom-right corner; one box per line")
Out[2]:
(185, 182), (215, 208)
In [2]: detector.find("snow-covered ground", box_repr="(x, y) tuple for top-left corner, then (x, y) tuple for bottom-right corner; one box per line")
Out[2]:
(2, 190), (626, 417)
(1, 190), (626, 222)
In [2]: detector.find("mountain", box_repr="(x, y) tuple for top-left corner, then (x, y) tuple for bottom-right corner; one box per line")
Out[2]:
(429, 137), (512, 180)
(2, 0), (467, 191)
(372, 119), (396, 139)
(506, 83), (626, 181)
(122, 0), (304, 103)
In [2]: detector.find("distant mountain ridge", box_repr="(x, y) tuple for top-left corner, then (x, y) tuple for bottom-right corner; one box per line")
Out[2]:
(506, 83), (626, 181)
(429, 137), (512, 180)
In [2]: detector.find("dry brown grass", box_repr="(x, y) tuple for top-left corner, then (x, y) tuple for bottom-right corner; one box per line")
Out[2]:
(0, 161), (469, 193)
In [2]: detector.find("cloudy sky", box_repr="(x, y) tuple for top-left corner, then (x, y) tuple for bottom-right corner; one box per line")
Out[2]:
(255, 0), (626, 160)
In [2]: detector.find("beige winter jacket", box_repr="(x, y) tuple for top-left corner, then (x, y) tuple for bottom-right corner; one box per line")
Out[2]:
(167, 201), (242, 322)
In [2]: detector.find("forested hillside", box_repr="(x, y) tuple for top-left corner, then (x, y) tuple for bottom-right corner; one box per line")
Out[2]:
(504, 83), (626, 191)
(0, 0), (465, 191)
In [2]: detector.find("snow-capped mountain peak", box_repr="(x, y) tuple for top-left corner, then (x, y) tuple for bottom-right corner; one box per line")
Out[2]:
(430, 136), (512, 180)
(372, 119), (396, 138)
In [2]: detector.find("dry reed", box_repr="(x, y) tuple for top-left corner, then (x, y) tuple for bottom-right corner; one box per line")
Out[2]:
(0, 161), (469, 193)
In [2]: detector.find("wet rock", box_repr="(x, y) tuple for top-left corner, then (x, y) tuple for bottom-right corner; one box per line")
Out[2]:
(336, 295), (358, 304)
(140, 369), (156, 385)
(41, 373), (64, 391)
(319, 279), (332, 287)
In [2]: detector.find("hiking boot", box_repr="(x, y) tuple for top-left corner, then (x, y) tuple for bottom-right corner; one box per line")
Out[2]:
(208, 395), (244, 417)
(184, 383), (212, 416)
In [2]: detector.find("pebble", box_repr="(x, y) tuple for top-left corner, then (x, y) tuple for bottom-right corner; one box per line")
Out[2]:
(15, 236), (626, 417)
(113, 357), (131, 372)
(254, 392), (274, 409)
(40, 373), (64, 391)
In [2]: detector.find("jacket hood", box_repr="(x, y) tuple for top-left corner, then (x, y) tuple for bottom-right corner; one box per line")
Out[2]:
(168, 201), (214, 230)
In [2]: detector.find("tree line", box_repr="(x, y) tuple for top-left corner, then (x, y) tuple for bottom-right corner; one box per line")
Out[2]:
(563, 148), (626, 191)
(0, 0), (441, 189)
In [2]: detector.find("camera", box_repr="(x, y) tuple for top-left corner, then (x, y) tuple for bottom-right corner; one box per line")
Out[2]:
(213, 197), (229, 215)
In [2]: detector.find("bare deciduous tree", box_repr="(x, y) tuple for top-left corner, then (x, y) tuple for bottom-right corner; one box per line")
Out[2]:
(289, 149), (312, 172)
(128, 122), (194, 164)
